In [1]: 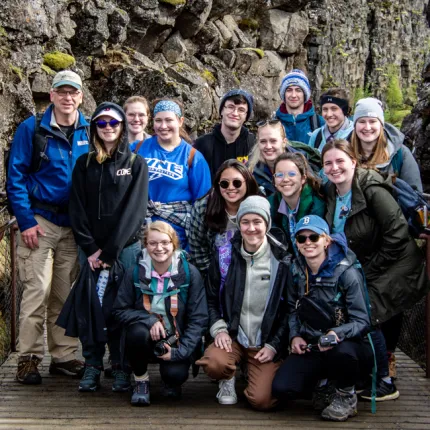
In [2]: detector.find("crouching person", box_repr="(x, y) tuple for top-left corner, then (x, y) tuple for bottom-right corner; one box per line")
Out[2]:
(113, 221), (208, 406)
(272, 215), (372, 422)
(196, 196), (290, 410)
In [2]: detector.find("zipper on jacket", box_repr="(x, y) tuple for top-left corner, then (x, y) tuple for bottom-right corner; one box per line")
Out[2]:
(98, 164), (103, 220)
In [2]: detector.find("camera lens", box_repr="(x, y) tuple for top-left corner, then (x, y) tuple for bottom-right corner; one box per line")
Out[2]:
(154, 341), (167, 357)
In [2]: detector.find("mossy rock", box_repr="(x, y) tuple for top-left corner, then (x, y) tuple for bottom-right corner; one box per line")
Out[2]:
(9, 64), (23, 81)
(200, 69), (216, 84)
(239, 18), (259, 30)
(41, 64), (56, 76)
(243, 48), (264, 59)
(0, 27), (6, 38)
(43, 51), (75, 71)
(159, 0), (186, 6)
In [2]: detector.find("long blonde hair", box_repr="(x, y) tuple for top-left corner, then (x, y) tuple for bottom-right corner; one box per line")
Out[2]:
(93, 123), (124, 164)
(248, 121), (288, 172)
(350, 126), (389, 169)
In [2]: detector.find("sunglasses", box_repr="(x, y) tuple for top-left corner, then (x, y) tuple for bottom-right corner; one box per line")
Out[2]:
(219, 179), (244, 189)
(296, 233), (322, 244)
(256, 119), (281, 127)
(95, 119), (121, 129)
(273, 171), (298, 181)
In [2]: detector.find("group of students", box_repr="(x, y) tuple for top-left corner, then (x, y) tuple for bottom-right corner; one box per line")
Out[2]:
(7, 68), (428, 423)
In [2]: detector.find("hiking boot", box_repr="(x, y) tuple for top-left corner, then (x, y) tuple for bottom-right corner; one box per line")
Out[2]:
(78, 365), (101, 392)
(131, 380), (150, 406)
(388, 353), (397, 379)
(49, 359), (85, 378)
(216, 376), (237, 405)
(312, 381), (336, 411)
(112, 368), (131, 392)
(16, 355), (42, 385)
(321, 390), (357, 422)
(161, 383), (182, 399)
(359, 379), (399, 402)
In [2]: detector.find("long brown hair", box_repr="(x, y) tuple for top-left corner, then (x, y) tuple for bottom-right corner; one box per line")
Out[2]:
(321, 138), (358, 166)
(350, 125), (389, 169)
(152, 98), (192, 144)
(273, 152), (321, 194)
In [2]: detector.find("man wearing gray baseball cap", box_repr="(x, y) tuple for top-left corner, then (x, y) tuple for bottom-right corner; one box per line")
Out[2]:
(7, 70), (90, 384)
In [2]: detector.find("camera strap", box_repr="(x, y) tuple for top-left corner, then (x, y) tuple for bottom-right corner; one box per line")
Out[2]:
(143, 293), (180, 338)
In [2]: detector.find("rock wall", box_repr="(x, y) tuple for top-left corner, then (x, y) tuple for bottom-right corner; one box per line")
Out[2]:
(0, 0), (429, 185)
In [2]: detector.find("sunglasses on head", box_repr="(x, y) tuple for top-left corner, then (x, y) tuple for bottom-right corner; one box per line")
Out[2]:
(219, 179), (243, 189)
(256, 119), (281, 127)
(95, 119), (121, 129)
(296, 233), (322, 244)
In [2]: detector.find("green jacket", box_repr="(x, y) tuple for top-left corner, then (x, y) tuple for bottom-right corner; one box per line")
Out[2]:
(269, 184), (326, 254)
(325, 168), (429, 325)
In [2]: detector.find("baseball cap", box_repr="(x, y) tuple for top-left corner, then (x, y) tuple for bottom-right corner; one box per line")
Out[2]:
(52, 70), (82, 90)
(295, 215), (330, 236)
(93, 107), (123, 122)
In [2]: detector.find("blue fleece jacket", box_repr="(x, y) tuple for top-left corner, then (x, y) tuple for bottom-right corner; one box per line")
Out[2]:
(7, 105), (90, 231)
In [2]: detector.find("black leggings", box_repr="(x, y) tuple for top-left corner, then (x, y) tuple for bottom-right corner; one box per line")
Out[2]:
(381, 313), (404, 353)
(125, 322), (190, 387)
(272, 339), (373, 400)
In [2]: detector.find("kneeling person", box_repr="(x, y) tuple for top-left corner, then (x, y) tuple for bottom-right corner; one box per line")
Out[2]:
(113, 221), (208, 405)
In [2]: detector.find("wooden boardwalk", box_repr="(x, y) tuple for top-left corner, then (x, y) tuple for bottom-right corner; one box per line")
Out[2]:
(0, 351), (429, 429)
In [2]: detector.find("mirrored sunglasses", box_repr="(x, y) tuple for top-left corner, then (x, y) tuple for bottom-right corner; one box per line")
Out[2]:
(296, 233), (322, 244)
(95, 119), (121, 129)
(219, 179), (244, 189)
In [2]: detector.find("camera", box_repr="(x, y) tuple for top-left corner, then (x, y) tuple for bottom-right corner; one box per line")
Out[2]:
(154, 330), (179, 357)
(319, 334), (338, 348)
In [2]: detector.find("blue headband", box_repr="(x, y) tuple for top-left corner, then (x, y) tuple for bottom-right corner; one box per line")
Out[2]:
(153, 100), (182, 117)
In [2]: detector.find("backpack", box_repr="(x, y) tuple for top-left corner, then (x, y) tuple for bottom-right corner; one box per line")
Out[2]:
(309, 113), (322, 133)
(385, 174), (430, 237)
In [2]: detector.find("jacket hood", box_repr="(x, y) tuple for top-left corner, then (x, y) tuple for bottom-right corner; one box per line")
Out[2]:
(90, 102), (130, 155)
(213, 123), (250, 145)
(379, 123), (404, 167)
(355, 167), (385, 191)
(277, 100), (315, 120)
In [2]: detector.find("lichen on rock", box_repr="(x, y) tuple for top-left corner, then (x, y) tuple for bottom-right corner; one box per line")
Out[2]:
(43, 51), (76, 71)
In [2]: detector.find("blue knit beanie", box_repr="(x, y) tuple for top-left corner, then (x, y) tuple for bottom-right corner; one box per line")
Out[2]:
(219, 89), (254, 121)
(279, 69), (311, 103)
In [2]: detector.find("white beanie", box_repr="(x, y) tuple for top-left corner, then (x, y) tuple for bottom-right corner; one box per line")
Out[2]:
(237, 196), (272, 229)
(353, 97), (385, 125)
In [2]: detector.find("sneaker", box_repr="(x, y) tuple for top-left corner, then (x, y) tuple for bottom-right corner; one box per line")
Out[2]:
(112, 368), (131, 392)
(131, 380), (150, 406)
(216, 376), (237, 405)
(312, 381), (336, 411)
(49, 359), (85, 378)
(388, 353), (397, 379)
(78, 365), (101, 392)
(359, 379), (400, 402)
(161, 383), (182, 399)
(16, 355), (42, 385)
(321, 390), (357, 422)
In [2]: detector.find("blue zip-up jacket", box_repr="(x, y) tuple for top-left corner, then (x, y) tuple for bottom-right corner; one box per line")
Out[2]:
(276, 101), (325, 145)
(7, 105), (90, 231)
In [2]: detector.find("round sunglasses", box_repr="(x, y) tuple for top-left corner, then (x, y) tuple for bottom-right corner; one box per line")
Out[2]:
(95, 119), (122, 129)
(219, 179), (244, 189)
(296, 233), (322, 244)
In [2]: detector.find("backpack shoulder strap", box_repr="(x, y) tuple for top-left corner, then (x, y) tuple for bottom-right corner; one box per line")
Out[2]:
(188, 147), (196, 169)
(391, 147), (403, 176)
(86, 150), (96, 168)
(130, 152), (137, 166)
(30, 113), (50, 173)
(314, 129), (323, 150)
(310, 113), (319, 132)
(133, 139), (145, 154)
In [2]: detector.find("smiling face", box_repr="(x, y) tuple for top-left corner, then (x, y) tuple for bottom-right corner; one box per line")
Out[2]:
(126, 102), (149, 136)
(221, 100), (248, 130)
(274, 159), (306, 202)
(153, 111), (183, 143)
(95, 115), (123, 145)
(240, 214), (267, 252)
(323, 148), (356, 187)
(258, 125), (286, 164)
(219, 167), (247, 206)
(50, 85), (83, 116)
(296, 229), (328, 260)
(355, 117), (382, 148)
(146, 230), (174, 266)
(322, 103), (345, 132)
(284, 85), (305, 110)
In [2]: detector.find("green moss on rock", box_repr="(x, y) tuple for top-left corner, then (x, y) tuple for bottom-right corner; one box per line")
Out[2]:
(243, 48), (265, 59)
(43, 51), (75, 71)
(9, 64), (23, 81)
(200, 69), (216, 84)
(41, 64), (56, 76)
(239, 18), (259, 30)
(159, 0), (186, 6)
(0, 26), (7, 38)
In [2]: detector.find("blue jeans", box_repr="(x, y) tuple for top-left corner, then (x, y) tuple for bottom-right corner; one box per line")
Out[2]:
(369, 329), (389, 379)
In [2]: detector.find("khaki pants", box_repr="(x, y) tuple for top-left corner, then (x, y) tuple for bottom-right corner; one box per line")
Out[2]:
(196, 341), (281, 410)
(17, 215), (79, 362)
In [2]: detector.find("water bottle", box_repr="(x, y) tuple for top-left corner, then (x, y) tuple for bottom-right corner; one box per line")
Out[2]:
(96, 269), (109, 306)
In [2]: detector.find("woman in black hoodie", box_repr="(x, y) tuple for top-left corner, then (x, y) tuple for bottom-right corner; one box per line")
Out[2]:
(69, 102), (148, 393)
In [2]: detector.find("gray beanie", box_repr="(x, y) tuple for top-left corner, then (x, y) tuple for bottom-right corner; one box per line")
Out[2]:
(237, 196), (272, 229)
(353, 97), (385, 125)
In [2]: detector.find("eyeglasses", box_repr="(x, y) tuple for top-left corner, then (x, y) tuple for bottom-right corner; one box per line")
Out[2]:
(273, 171), (298, 181)
(95, 119), (121, 129)
(256, 119), (281, 127)
(219, 179), (244, 189)
(54, 90), (81, 98)
(224, 104), (248, 115)
(296, 233), (322, 244)
(127, 113), (148, 118)
(147, 240), (172, 248)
